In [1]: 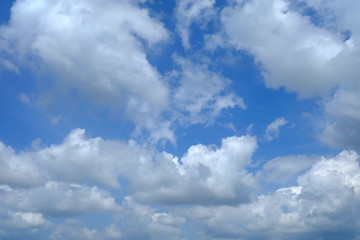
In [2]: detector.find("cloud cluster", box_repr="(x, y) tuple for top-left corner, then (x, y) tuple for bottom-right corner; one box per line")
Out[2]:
(0, 128), (258, 204)
(0, 0), (246, 144)
(0, 128), (258, 239)
(188, 151), (360, 239)
(219, 0), (353, 97)
(1, 0), (360, 239)
(2, 128), (359, 239)
(0, 0), (169, 108)
(213, 0), (360, 150)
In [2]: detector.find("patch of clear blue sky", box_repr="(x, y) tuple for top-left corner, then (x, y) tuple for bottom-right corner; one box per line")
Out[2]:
(0, 0), (13, 24)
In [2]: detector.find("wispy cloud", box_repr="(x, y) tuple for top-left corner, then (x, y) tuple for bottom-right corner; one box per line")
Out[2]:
(264, 117), (288, 141)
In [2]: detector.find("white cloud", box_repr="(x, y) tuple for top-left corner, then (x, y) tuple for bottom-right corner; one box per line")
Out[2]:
(304, 0), (360, 41)
(0, 182), (119, 218)
(133, 135), (258, 204)
(261, 154), (318, 184)
(0, 128), (257, 207)
(4, 212), (48, 229)
(1, 132), (360, 238)
(31, 182), (119, 217)
(319, 83), (360, 151)
(264, 117), (288, 141)
(216, 0), (360, 150)
(0, 0), (248, 145)
(49, 219), (102, 240)
(292, 0), (360, 151)
(125, 97), (176, 144)
(176, 0), (215, 49)
(116, 196), (185, 240)
(171, 56), (246, 126)
(0, 142), (44, 188)
(0, 0), (169, 109)
(220, 0), (357, 98)
(105, 224), (122, 239)
(37, 128), (135, 188)
(187, 150), (360, 239)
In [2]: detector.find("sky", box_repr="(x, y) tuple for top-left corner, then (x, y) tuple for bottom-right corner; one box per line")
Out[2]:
(0, 0), (360, 239)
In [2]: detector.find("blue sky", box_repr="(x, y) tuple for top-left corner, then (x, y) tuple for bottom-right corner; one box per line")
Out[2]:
(1, 0), (360, 239)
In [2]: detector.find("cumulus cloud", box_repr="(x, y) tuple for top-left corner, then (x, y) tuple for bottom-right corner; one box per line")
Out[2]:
(2, 212), (48, 230)
(105, 224), (122, 239)
(0, 0), (247, 145)
(264, 117), (288, 141)
(0, 0), (169, 109)
(0, 182), (118, 218)
(1, 1), (360, 239)
(295, 0), (360, 151)
(116, 196), (185, 240)
(1, 131), (360, 239)
(187, 150), (360, 239)
(219, 0), (358, 98)
(319, 83), (360, 151)
(135, 134), (258, 204)
(216, 0), (360, 150)
(49, 219), (103, 240)
(0, 128), (257, 207)
(0, 142), (44, 188)
(0, 181), (118, 239)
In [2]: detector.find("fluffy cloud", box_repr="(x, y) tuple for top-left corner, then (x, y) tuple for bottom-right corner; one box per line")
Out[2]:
(0, 181), (118, 239)
(264, 117), (288, 141)
(220, 0), (356, 98)
(319, 84), (360, 151)
(1, 131), (360, 239)
(300, 0), (360, 151)
(0, 182), (118, 218)
(188, 150), (360, 239)
(2, 212), (48, 230)
(134, 134), (257, 205)
(49, 219), (104, 240)
(0, 0), (247, 144)
(116, 196), (185, 240)
(216, 0), (360, 150)
(1, 2), (360, 239)
(0, 128), (257, 206)
(0, 142), (43, 188)
(0, 0), (169, 109)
